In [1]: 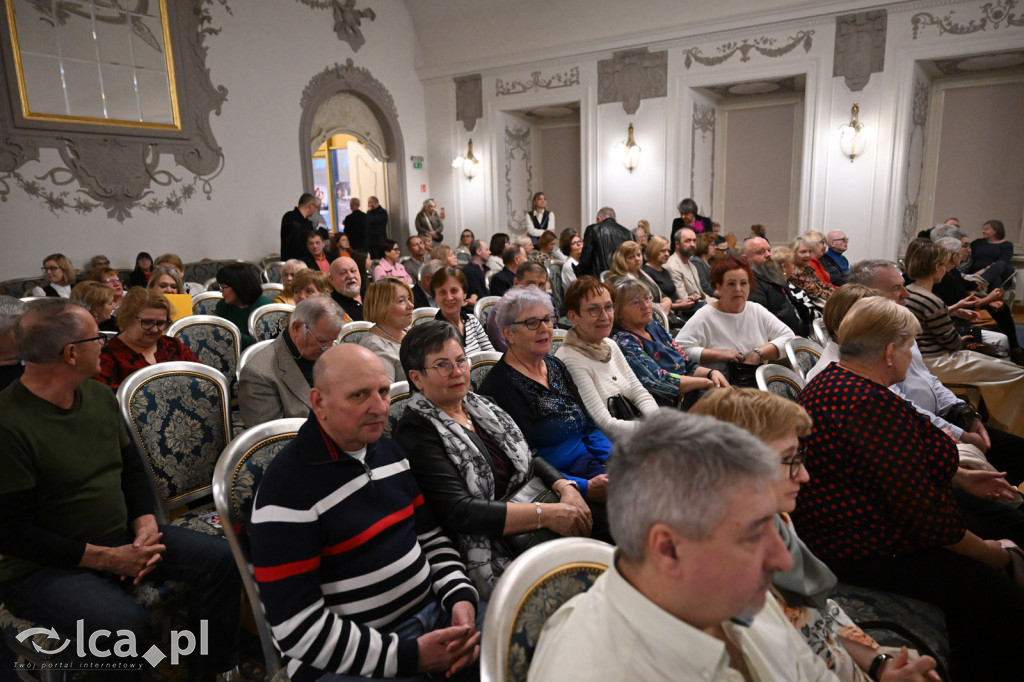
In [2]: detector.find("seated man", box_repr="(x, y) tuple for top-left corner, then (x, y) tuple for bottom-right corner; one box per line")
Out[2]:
(529, 409), (936, 682)
(742, 236), (813, 337)
(0, 299), (240, 679)
(488, 244), (525, 298)
(238, 295), (346, 427)
(249, 344), (481, 682)
(329, 255), (364, 321)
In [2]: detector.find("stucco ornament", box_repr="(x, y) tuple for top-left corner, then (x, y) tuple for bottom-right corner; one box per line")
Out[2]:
(598, 48), (667, 115)
(834, 11), (887, 92)
(297, 0), (376, 51)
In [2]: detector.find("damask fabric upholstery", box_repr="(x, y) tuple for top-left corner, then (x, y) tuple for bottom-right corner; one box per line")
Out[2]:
(184, 260), (260, 288)
(250, 306), (292, 342)
(470, 358), (499, 392)
(763, 374), (801, 402)
(385, 389), (412, 440)
(191, 294), (222, 316)
(505, 564), (605, 682)
(171, 319), (240, 390)
(787, 339), (823, 380)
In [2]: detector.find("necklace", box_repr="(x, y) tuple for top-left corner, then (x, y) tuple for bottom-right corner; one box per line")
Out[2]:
(374, 325), (404, 344)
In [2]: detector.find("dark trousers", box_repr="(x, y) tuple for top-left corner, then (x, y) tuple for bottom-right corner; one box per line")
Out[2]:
(983, 426), (1024, 486)
(2, 525), (240, 680)
(828, 548), (1024, 680)
(955, 486), (1024, 547)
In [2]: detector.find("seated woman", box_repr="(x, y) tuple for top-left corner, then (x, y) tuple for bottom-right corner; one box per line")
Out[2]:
(359, 277), (414, 382)
(127, 251), (154, 288)
(769, 246), (819, 320)
(154, 253), (205, 295)
(478, 286), (612, 504)
(329, 232), (353, 260)
(430, 244), (459, 269)
(606, 241), (672, 314)
(807, 283), (879, 382)
(969, 219), (1015, 289)
(531, 230), (558, 268)
(71, 281), (118, 333)
(456, 229), (475, 258)
(642, 235), (701, 324)
(559, 229), (583, 290)
(214, 263), (272, 348)
(692, 388), (920, 682)
(609, 278), (725, 408)
(904, 241), (1024, 436)
(556, 277), (659, 441)
(487, 233), (509, 274)
(31, 254), (75, 298)
(301, 231), (336, 274)
(147, 266), (184, 295)
(87, 266), (125, 306)
(431, 267), (493, 355)
(94, 287), (197, 389)
(372, 239), (415, 286)
(800, 230), (833, 285)
(787, 235), (835, 310)
(289, 268), (333, 306)
(674, 257), (795, 380)
(394, 322), (592, 596)
(272, 259), (307, 305)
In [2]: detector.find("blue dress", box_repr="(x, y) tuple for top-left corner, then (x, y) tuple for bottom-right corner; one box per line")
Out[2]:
(611, 321), (698, 406)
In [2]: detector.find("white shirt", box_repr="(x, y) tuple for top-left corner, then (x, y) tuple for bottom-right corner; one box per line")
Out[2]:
(30, 283), (71, 298)
(529, 559), (836, 682)
(674, 302), (795, 371)
(561, 258), (579, 290)
(526, 210), (556, 238)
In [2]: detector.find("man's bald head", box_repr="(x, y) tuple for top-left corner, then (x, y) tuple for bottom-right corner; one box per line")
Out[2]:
(329, 256), (361, 298)
(311, 344), (390, 450)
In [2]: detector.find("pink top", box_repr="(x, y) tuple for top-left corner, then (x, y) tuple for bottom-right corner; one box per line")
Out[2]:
(372, 260), (415, 286)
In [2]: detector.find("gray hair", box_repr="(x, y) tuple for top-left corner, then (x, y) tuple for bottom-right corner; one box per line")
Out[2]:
(597, 206), (616, 221)
(610, 409), (778, 562)
(848, 259), (898, 287)
(0, 296), (26, 335)
(935, 237), (962, 256)
(491, 285), (555, 339)
(16, 298), (90, 363)
(419, 258), (445, 284)
(838, 297), (920, 361)
(512, 235), (532, 249)
(291, 295), (346, 332)
(930, 224), (965, 242)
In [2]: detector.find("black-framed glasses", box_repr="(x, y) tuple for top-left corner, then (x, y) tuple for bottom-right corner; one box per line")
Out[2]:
(60, 335), (108, 355)
(780, 446), (807, 480)
(421, 357), (469, 377)
(509, 315), (556, 330)
(581, 303), (615, 318)
(137, 318), (171, 331)
(41, 266), (61, 273)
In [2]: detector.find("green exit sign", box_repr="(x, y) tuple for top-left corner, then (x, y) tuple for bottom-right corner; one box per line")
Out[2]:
(413, 162), (422, 169)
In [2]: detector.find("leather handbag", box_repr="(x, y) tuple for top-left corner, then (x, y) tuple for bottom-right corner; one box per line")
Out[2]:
(607, 394), (642, 421)
(726, 361), (759, 388)
(499, 477), (559, 556)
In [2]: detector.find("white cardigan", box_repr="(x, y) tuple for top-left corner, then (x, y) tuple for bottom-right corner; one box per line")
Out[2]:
(556, 338), (659, 442)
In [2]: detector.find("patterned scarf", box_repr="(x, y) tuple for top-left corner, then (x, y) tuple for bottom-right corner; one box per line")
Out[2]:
(562, 327), (611, 363)
(406, 391), (533, 597)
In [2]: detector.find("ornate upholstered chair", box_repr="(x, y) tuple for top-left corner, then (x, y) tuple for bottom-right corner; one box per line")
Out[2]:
(811, 317), (829, 347)
(167, 315), (241, 393)
(784, 336), (824, 381)
(117, 361), (232, 535)
(481, 538), (613, 682)
(384, 381), (412, 440)
(261, 261), (285, 284)
(411, 307), (440, 327)
(189, 291), (223, 316)
(338, 320), (375, 344)
(755, 364), (806, 401)
(238, 338), (274, 380)
(469, 351), (503, 392)
(248, 303), (294, 343)
(547, 265), (565, 316)
(651, 305), (670, 333)
(548, 328), (567, 355)
(213, 417), (305, 680)
(474, 296), (501, 327)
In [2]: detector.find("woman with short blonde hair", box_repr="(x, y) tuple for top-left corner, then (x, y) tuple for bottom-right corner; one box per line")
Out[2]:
(31, 253), (75, 298)
(71, 280), (117, 332)
(360, 278), (414, 382)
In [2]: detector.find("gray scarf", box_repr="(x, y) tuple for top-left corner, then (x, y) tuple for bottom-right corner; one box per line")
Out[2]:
(772, 513), (837, 609)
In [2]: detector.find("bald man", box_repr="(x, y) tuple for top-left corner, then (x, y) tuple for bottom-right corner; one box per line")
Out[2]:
(249, 345), (480, 682)
(821, 230), (850, 285)
(329, 255), (364, 321)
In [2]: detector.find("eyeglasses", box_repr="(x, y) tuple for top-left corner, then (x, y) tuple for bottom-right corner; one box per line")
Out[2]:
(831, 237), (849, 243)
(42, 266), (61, 273)
(137, 318), (171, 331)
(627, 295), (654, 308)
(422, 357), (468, 377)
(581, 303), (615, 318)
(61, 334), (108, 355)
(304, 325), (338, 353)
(101, 278), (121, 286)
(509, 315), (557, 330)
(780, 446), (807, 480)
(714, 246), (730, 252)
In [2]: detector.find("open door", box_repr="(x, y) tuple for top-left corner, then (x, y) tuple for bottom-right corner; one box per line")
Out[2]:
(349, 140), (387, 210)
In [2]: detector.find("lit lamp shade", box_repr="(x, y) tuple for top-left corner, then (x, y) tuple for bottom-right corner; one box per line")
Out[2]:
(615, 123), (641, 172)
(452, 139), (480, 180)
(838, 103), (866, 162)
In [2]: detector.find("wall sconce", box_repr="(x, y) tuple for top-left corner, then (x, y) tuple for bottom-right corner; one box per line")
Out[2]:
(838, 102), (866, 162)
(615, 123), (642, 173)
(452, 139), (480, 180)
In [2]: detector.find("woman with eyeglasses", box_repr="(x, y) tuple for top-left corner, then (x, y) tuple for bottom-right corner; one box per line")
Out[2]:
(359, 278), (415, 382)
(559, 228), (583, 290)
(94, 287), (197, 389)
(478, 286), (614, 513)
(606, 241), (672, 315)
(610, 278), (727, 408)
(394, 321), (592, 596)
(456, 229), (475, 258)
(87, 266), (125, 305)
(31, 253), (75, 298)
(556, 277), (658, 441)
(691, 388), (916, 682)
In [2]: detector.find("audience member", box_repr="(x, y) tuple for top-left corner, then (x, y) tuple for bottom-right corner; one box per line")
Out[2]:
(513, 235), (535, 261)
(788, 234), (835, 309)
(71, 280), (118, 333)
(486, 233), (509, 274)
(86, 254), (110, 273)
(127, 251), (153, 288)
(215, 263), (272, 348)
(611, 278), (726, 408)
(461, 240), (490, 303)
(795, 296), (1024, 680)
(0, 299), (240, 680)
(632, 220), (650, 251)
(94, 287), (198, 390)
(403, 235), (429, 281)
(360, 277), (415, 383)
(669, 197), (712, 248)
(395, 322), (591, 596)
(341, 197), (369, 251)
(331, 232), (354, 260)
(0, 296), (25, 390)
(88, 266), (125, 305)
(301, 231), (336, 273)
(576, 206), (630, 277)
(328, 256), (364, 322)
(248, 344), (480, 682)
(527, 192), (555, 246)
(366, 195), (389, 258)
(372, 238), (415, 286)
(413, 259), (444, 309)
(663, 227), (708, 314)
(238, 295), (345, 427)
(154, 253), (204, 295)
(146, 266), (184, 295)
(489, 244), (524, 297)
(416, 198), (445, 243)
(31, 253), (74, 298)
(559, 229), (583, 290)
(486, 261), (550, 352)
(969, 219), (1014, 289)
(821, 230), (851, 285)
(532, 230), (558, 268)
(456, 229), (476, 258)
(692, 233), (717, 297)
(273, 259), (307, 304)
(432, 267), (493, 355)
(800, 230), (834, 285)
(431, 244), (460, 269)
(607, 241), (671, 314)
(557, 277), (659, 440)
(749, 223), (767, 239)
(290, 268), (332, 306)
(742, 237), (813, 336)
(643, 236), (701, 324)
(281, 192), (318, 261)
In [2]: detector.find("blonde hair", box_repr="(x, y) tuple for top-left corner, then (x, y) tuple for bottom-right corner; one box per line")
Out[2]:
(280, 259), (308, 294)
(115, 286), (174, 329)
(691, 387), (812, 442)
(147, 267), (184, 294)
(364, 278), (412, 325)
(646, 236), (669, 263)
(772, 246), (795, 267)
(70, 281), (114, 319)
(822, 284), (880, 341)
(42, 253), (74, 286)
(609, 241), (642, 277)
(290, 268), (331, 294)
(837, 297), (921, 360)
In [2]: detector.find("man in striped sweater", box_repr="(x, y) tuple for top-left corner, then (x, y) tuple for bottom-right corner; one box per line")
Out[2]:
(249, 344), (481, 682)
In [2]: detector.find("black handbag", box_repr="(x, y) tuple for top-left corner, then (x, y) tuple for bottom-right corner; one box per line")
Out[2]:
(607, 394), (643, 421)
(726, 361), (759, 388)
(499, 477), (559, 556)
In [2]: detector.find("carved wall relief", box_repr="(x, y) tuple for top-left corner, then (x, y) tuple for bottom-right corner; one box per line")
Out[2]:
(834, 11), (887, 92)
(296, 0), (376, 51)
(598, 48), (666, 115)
(504, 125), (532, 234)
(682, 31), (814, 69)
(912, 0), (1024, 39)
(901, 75), (930, 251)
(495, 67), (580, 97)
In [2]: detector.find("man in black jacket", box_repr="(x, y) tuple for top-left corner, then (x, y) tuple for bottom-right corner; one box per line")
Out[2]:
(576, 207), (630, 278)
(342, 198), (370, 252)
(742, 237), (812, 337)
(366, 196), (389, 259)
(280, 192), (318, 260)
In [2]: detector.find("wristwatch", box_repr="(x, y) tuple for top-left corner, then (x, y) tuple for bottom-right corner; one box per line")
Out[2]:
(752, 346), (763, 360)
(556, 480), (580, 496)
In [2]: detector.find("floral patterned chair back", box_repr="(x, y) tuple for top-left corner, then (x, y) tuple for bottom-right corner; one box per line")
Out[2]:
(469, 351), (503, 393)
(411, 307), (440, 328)
(755, 364), (806, 402)
(117, 361), (232, 534)
(385, 381), (411, 440)
(167, 315), (241, 394)
(548, 328), (567, 356)
(480, 538), (613, 682)
(213, 417), (304, 681)
(474, 296), (501, 327)
(784, 336), (824, 381)
(338, 320), (375, 344)
(261, 261), (285, 284)
(190, 291), (223, 316)
(248, 303), (294, 343)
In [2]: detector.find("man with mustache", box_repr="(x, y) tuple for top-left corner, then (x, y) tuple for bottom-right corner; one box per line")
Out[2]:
(329, 255), (364, 321)
(742, 236), (814, 337)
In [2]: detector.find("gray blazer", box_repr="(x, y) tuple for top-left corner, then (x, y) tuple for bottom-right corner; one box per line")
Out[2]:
(238, 334), (313, 428)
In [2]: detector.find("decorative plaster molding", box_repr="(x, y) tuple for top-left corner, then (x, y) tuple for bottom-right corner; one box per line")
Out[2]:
(682, 30), (814, 68)
(309, 92), (386, 160)
(455, 75), (483, 132)
(504, 126), (532, 233)
(598, 48), (667, 115)
(0, 0), (229, 221)
(495, 67), (580, 97)
(901, 76), (930, 250)
(911, 0), (1024, 38)
(301, 59), (398, 122)
(690, 104), (715, 203)
(296, 0), (376, 51)
(834, 11), (887, 92)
